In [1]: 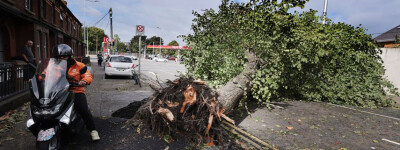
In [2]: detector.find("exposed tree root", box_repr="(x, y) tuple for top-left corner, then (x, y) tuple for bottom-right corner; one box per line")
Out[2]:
(128, 77), (236, 146)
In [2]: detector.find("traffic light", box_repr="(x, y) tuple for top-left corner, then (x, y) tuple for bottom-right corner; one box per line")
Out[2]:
(112, 40), (115, 46)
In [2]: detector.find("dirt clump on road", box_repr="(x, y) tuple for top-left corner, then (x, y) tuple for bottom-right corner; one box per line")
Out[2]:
(112, 100), (147, 119)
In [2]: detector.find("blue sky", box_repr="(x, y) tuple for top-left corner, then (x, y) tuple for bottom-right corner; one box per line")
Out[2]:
(66, 0), (400, 45)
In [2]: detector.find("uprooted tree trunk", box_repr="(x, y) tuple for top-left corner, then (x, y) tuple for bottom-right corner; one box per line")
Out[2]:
(217, 50), (257, 113)
(126, 50), (257, 146)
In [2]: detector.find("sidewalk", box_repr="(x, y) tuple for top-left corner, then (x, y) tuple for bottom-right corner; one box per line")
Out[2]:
(139, 69), (400, 149)
(237, 101), (400, 149)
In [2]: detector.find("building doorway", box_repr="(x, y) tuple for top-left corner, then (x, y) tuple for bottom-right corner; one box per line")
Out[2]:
(0, 25), (11, 62)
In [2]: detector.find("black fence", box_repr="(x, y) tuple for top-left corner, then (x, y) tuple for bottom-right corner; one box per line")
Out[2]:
(75, 56), (91, 65)
(0, 63), (29, 102)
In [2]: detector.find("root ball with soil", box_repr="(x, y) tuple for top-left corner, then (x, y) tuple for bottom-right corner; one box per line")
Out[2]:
(131, 77), (235, 146)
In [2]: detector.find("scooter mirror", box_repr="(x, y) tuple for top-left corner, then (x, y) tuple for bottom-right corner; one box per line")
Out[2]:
(79, 66), (87, 75)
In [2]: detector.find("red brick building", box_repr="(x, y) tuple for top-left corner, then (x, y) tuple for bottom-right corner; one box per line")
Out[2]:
(0, 0), (84, 63)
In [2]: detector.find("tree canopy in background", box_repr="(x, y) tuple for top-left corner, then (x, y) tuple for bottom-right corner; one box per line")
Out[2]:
(113, 34), (128, 52)
(145, 36), (163, 46)
(182, 0), (398, 107)
(82, 26), (108, 52)
(145, 36), (164, 55)
(129, 35), (148, 53)
(167, 40), (179, 56)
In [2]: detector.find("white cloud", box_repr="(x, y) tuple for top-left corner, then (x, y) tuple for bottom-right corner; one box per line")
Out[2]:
(83, 6), (102, 17)
(66, 0), (400, 44)
(299, 0), (400, 37)
(67, 0), (221, 45)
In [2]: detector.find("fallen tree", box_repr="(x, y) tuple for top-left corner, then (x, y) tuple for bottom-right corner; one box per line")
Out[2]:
(123, 50), (256, 147)
(181, 0), (398, 107)
(122, 0), (399, 147)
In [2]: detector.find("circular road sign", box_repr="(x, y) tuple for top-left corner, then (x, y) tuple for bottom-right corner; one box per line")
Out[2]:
(137, 25), (144, 32)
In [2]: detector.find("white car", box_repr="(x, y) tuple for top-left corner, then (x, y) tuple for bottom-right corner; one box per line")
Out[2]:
(124, 55), (138, 60)
(153, 57), (168, 62)
(130, 56), (138, 60)
(104, 55), (135, 79)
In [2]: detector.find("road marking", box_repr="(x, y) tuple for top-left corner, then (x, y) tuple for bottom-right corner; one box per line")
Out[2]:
(327, 103), (400, 121)
(382, 139), (400, 146)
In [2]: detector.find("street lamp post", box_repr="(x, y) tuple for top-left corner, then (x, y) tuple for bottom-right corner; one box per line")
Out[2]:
(156, 27), (161, 57)
(322, 0), (328, 24)
(83, 0), (86, 56)
(83, 0), (100, 56)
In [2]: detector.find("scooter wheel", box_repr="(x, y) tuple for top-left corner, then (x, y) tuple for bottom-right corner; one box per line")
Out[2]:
(36, 141), (50, 150)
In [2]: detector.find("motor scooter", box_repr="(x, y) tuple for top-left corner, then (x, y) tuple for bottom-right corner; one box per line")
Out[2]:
(26, 58), (87, 150)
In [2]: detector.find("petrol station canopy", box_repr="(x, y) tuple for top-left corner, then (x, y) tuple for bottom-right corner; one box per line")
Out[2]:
(146, 45), (191, 50)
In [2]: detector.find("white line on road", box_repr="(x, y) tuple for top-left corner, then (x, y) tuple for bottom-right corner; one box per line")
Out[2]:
(382, 139), (400, 146)
(327, 103), (400, 121)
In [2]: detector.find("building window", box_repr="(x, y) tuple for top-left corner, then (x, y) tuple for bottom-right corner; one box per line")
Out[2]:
(60, 14), (63, 30)
(73, 24), (76, 37)
(25, 0), (31, 11)
(52, 8), (56, 24)
(67, 19), (70, 32)
(43, 33), (48, 59)
(36, 31), (41, 60)
(40, 0), (46, 19)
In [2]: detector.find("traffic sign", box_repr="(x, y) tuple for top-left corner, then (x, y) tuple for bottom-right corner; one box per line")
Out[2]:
(103, 37), (109, 43)
(136, 25), (145, 36)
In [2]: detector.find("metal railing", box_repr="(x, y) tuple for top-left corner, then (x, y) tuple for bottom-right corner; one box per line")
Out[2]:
(75, 56), (91, 65)
(0, 63), (30, 102)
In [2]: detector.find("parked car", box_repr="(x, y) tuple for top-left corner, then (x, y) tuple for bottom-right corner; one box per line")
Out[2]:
(146, 55), (155, 60)
(102, 55), (113, 70)
(154, 57), (168, 62)
(125, 54), (138, 60)
(104, 55), (135, 79)
(166, 56), (175, 60)
(131, 56), (138, 60)
(166, 56), (178, 62)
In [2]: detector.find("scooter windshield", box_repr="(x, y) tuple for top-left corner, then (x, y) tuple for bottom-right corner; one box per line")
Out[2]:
(36, 58), (69, 102)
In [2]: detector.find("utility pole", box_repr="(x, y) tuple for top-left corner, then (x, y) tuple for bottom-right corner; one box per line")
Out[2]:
(156, 27), (161, 57)
(96, 36), (98, 54)
(109, 8), (114, 54)
(144, 43), (146, 58)
(322, 0), (328, 24)
(115, 37), (118, 53)
(159, 37), (161, 57)
(83, 0), (86, 56)
(86, 28), (89, 55)
(138, 36), (141, 76)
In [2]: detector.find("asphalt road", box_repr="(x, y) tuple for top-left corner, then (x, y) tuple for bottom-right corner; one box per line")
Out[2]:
(86, 58), (186, 117)
(138, 59), (186, 82)
(0, 58), (190, 150)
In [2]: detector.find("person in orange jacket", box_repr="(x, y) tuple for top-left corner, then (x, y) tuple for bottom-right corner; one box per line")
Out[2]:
(53, 44), (100, 141)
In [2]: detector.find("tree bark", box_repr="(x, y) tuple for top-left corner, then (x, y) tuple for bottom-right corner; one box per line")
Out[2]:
(216, 50), (257, 113)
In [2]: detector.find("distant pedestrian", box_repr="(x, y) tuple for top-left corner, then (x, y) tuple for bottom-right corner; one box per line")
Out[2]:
(22, 40), (36, 80)
(97, 52), (103, 66)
